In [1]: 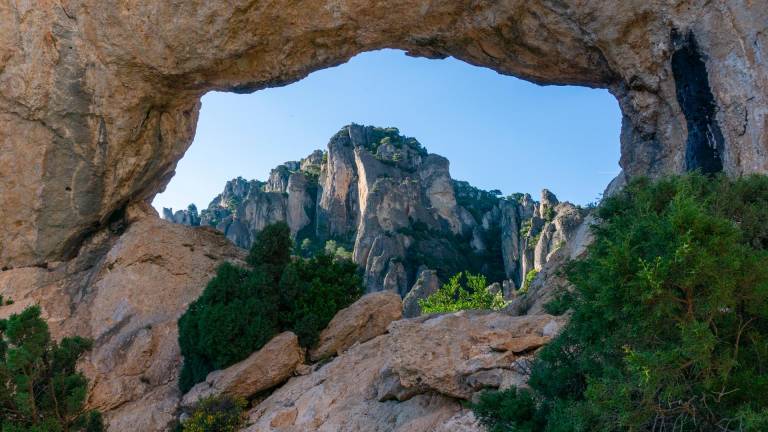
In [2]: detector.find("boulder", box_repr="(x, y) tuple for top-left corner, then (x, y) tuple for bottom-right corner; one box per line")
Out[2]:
(245, 310), (563, 431)
(379, 312), (565, 399)
(309, 291), (402, 361)
(181, 332), (304, 408)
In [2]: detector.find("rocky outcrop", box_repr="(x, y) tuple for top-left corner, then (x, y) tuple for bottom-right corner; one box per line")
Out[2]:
(402, 269), (440, 318)
(309, 291), (402, 361)
(245, 311), (562, 431)
(0, 204), (246, 432)
(167, 125), (590, 299)
(1, 0), (766, 272)
(163, 205), (201, 226)
(181, 332), (304, 409)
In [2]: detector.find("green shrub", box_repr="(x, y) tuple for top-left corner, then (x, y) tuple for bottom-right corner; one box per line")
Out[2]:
(279, 254), (363, 347)
(182, 396), (246, 432)
(520, 269), (538, 293)
(178, 223), (363, 392)
(418, 272), (505, 314)
(473, 173), (768, 431)
(0, 305), (103, 431)
(177, 263), (279, 393)
(472, 388), (548, 432)
(246, 221), (292, 282)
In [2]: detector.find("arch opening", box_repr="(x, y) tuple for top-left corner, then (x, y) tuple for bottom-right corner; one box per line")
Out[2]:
(153, 49), (621, 294)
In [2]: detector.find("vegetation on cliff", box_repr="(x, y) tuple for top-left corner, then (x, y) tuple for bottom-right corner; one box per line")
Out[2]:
(178, 222), (363, 393)
(473, 174), (768, 431)
(0, 305), (103, 432)
(418, 272), (505, 314)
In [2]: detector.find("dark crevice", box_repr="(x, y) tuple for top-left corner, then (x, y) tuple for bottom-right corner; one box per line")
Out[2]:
(671, 30), (725, 174)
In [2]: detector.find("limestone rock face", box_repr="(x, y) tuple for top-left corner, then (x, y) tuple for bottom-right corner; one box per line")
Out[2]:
(0, 205), (246, 432)
(173, 125), (513, 296)
(181, 332), (304, 409)
(309, 291), (402, 361)
(2, 0), (765, 270)
(402, 269), (441, 318)
(245, 311), (560, 432)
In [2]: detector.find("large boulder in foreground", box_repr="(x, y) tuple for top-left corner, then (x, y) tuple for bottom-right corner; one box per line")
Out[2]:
(309, 291), (402, 361)
(181, 332), (304, 408)
(245, 311), (564, 431)
(379, 312), (563, 400)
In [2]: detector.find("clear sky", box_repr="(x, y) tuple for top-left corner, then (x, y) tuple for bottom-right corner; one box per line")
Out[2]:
(153, 49), (622, 213)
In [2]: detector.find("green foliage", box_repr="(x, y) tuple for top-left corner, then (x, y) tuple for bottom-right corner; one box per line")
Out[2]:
(542, 289), (575, 316)
(473, 173), (768, 431)
(472, 388), (548, 432)
(521, 269), (538, 293)
(453, 180), (501, 223)
(179, 223), (363, 391)
(182, 396), (246, 432)
(246, 221), (292, 281)
(543, 206), (556, 222)
(177, 263), (279, 393)
(279, 254), (363, 347)
(399, 221), (506, 285)
(0, 305), (103, 432)
(363, 126), (427, 156)
(323, 240), (352, 261)
(418, 272), (505, 314)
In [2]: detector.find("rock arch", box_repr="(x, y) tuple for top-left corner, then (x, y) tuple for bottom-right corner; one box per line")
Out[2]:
(0, 0), (766, 269)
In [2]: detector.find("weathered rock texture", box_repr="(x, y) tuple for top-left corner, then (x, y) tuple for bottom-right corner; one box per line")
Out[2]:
(1, 2), (766, 431)
(1, 1), (765, 270)
(309, 291), (402, 361)
(245, 311), (563, 431)
(181, 331), (304, 409)
(0, 205), (246, 432)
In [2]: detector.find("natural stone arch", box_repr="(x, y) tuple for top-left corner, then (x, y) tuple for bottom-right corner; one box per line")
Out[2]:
(0, 0), (765, 268)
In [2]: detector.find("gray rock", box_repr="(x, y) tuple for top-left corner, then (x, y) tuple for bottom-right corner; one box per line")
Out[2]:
(402, 269), (441, 318)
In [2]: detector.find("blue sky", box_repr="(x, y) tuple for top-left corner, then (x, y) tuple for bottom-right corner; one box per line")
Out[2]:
(153, 49), (621, 213)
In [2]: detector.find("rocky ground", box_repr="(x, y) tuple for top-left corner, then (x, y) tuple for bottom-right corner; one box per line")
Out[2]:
(0, 200), (580, 431)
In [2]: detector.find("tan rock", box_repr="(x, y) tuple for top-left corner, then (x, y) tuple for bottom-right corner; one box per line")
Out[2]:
(245, 336), (477, 432)
(310, 291), (402, 361)
(181, 332), (304, 409)
(245, 310), (562, 431)
(1, 1), (764, 272)
(0, 206), (246, 432)
(381, 312), (565, 400)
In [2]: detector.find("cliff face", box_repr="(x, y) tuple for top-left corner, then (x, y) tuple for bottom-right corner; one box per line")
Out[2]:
(165, 124), (587, 296)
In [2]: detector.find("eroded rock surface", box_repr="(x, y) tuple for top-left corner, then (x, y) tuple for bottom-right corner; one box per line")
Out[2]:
(0, 205), (246, 432)
(181, 332), (304, 409)
(1, 1), (765, 270)
(309, 291), (402, 361)
(246, 311), (561, 431)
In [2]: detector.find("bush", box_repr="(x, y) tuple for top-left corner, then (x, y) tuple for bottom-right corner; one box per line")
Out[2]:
(0, 305), (103, 431)
(178, 263), (279, 393)
(473, 173), (768, 431)
(182, 396), (246, 432)
(472, 388), (548, 432)
(178, 222), (363, 392)
(279, 254), (362, 347)
(521, 269), (539, 293)
(418, 272), (505, 314)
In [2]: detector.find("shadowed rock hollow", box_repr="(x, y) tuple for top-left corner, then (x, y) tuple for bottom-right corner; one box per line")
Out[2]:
(0, 0), (766, 267)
